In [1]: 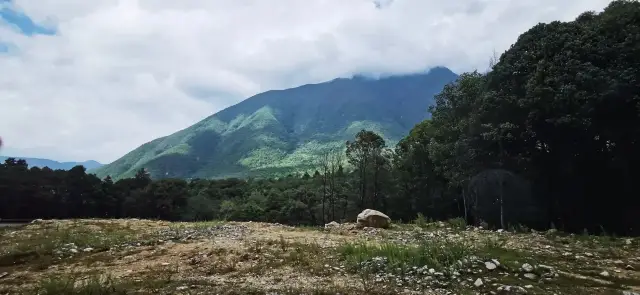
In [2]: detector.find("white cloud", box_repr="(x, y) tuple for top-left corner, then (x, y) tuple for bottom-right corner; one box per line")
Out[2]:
(0, 0), (612, 163)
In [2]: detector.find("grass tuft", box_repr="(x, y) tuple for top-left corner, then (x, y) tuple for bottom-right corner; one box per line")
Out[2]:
(25, 275), (131, 295)
(338, 239), (471, 272)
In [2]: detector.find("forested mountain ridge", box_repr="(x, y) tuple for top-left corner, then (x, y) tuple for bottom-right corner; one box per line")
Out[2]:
(94, 67), (458, 180)
(0, 156), (102, 170)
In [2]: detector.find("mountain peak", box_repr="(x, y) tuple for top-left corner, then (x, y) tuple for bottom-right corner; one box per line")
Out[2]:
(94, 67), (458, 180)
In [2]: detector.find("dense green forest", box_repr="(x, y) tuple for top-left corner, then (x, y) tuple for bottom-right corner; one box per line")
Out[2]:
(1, 0), (639, 235)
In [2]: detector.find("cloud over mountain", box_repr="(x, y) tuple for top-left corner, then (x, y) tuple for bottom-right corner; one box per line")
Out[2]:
(0, 0), (612, 163)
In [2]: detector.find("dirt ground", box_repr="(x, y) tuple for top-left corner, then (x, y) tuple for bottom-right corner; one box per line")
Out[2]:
(1, 219), (639, 295)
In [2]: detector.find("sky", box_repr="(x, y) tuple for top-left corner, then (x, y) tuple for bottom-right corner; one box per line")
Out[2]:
(0, 0), (613, 163)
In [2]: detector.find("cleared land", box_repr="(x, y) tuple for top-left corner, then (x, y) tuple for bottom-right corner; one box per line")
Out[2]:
(0, 219), (639, 295)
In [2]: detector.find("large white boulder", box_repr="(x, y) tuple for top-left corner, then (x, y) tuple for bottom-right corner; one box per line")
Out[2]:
(356, 209), (391, 229)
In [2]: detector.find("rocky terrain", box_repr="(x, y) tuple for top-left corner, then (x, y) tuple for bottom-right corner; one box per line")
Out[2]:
(1, 218), (639, 295)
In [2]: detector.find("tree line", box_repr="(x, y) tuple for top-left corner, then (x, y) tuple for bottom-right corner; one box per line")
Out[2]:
(1, 0), (639, 235)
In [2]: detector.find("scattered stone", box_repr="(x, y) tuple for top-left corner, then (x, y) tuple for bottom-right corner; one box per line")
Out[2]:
(626, 265), (635, 270)
(69, 248), (79, 254)
(161, 262), (170, 266)
(524, 273), (538, 280)
(485, 261), (497, 270)
(622, 291), (640, 295)
(599, 271), (610, 277)
(521, 263), (534, 272)
(474, 278), (483, 287)
(497, 229), (504, 233)
(324, 221), (340, 229)
(176, 286), (188, 291)
(356, 209), (391, 229)
(537, 264), (554, 271)
(83, 247), (94, 252)
(584, 252), (594, 257)
(524, 285), (533, 289)
(492, 259), (501, 267)
(0, 272), (8, 279)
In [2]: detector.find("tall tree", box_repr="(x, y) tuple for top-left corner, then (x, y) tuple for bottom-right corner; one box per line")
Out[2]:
(346, 129), (386, 209)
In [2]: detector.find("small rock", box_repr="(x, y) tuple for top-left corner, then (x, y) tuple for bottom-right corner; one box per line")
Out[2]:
(626, 265), (635, 270)
(474, 278), (483, 287)
(599, 271), (610, 277)
(83, 248), (93, 252)
(524, 273), (538, 280)
(625, 239), (633, 245)
(584, 252), (594, 257)
(161, 262), (170, 266)
(492, 259), (501, 266)
(485, 261), (497, 270)
(497, 229), (504, 233)
(538, 264), (554, 271)
(69, 248), (78, 254)
(614, 260), (625, 265)
(176, 286), (188, 291)
(0, 272), (8, 279)
(622, 291), (640, 295)
(524, 285), (533, 289)
(521, 263), (534, 272)
(324, 221), (340, 229)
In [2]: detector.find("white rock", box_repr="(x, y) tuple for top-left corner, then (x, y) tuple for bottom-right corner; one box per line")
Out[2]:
(492, 259), (501, 266)
(324, 221), (340, 229)
(69, 248), (78, 254)
(356, 209), (391, 229)
(522, 263), (534, 272)
(176, 286), (188, 291)
(524, 273), (538, 280)
(474, 278), (483, 287)
(524, 285), (533, 289)
(83, 248), (93, 252)
(599, 271), (610, 277)
(485, 261), (497, 270)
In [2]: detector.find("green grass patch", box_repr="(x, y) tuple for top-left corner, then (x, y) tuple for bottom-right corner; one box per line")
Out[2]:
(338, 239), (472, 272)
(0, 222), (151, 268)
(23, 275), (133, 295)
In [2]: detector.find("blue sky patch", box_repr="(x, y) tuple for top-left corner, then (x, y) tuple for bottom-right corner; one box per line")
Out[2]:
(0, 1), (56, 36)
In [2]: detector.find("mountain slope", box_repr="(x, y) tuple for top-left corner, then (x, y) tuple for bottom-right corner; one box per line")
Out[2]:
(94, 67), (458, 180)
(0, 156), (103, 170)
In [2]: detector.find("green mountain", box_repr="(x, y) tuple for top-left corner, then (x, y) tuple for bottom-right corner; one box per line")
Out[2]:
(0, 156), (103, 170)
(94, 67), (458, 180)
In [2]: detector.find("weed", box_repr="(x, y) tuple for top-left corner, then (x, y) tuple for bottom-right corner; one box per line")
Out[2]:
(412, 213), (433, 229)
(446, 217), (467, 230)
(24, 274), (132, 295)
(338, 239), (471, 272)
(0, 223), (145, 268)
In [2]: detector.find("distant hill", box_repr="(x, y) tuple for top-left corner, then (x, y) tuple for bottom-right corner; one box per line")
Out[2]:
(0, 156), (103, 170)
(94, 67), (458, 180)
